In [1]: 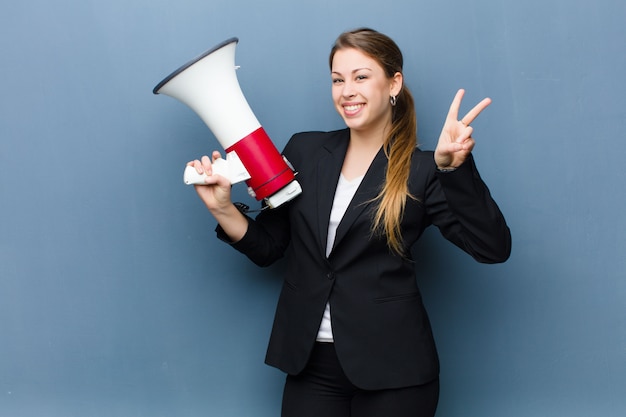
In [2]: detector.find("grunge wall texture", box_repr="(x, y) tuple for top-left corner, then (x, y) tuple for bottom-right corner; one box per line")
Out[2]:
(1, 0), (624, 415)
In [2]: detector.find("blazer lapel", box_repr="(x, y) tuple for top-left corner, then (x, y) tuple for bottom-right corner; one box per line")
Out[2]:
(315, 130), (350, 257)
(331, 147), (387, 252)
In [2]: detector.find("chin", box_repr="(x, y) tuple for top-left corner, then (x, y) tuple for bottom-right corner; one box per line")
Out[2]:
(341, 117), (363, 129)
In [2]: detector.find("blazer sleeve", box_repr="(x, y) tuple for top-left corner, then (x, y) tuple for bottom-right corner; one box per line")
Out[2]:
(214, 134), (305, 267)
(425, 155), (511, 263)
(215, 203), (291, 267)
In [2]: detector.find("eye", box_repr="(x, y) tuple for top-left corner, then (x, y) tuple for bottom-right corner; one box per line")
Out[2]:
(332, 78), (344, 84)
(356, 74), (368, 81)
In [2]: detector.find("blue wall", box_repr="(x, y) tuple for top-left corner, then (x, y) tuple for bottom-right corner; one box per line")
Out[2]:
(1, 0), (625, 415)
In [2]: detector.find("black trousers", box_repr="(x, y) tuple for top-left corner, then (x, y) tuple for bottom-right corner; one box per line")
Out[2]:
(281, 342), (439, 417)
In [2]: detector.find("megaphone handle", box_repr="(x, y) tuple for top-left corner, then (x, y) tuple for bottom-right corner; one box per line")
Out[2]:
(183, 158), (231, 185)
(183, 155), (251, 185)
(183, 165), (209, 185)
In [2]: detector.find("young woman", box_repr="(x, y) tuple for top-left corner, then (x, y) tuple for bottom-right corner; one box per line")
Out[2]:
(188, 28), (511, 417)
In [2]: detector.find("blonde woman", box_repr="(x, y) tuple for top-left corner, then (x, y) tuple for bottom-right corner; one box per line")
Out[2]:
(188, 28), (511, 417)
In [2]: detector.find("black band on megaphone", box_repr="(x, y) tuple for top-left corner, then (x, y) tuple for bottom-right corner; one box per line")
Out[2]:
(153, 37), (239, 95)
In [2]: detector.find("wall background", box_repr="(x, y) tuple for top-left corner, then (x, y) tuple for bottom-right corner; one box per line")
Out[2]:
(1, 0), (624, 416)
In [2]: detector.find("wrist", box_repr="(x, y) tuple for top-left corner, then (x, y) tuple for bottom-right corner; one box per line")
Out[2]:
(211, 203), (249, 243)
(208, 201), (240, 218)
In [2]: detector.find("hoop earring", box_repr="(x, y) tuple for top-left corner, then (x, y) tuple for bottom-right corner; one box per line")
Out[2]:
(390, 95), (397, 106)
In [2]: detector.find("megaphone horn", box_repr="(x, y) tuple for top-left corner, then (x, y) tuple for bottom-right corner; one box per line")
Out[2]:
(153, 37), (302, 209)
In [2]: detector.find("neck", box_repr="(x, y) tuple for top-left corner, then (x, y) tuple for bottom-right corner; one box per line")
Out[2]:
(342, 131), (385, 181)
(349, 123), (388, 150)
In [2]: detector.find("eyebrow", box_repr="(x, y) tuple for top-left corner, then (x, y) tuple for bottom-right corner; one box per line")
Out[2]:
(331, 67), (373, 76)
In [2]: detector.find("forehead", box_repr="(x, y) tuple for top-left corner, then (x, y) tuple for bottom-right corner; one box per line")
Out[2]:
(331, 48), (382, 73)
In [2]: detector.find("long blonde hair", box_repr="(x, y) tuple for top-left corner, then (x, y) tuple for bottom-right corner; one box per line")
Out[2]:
(329, 28), (418, 255)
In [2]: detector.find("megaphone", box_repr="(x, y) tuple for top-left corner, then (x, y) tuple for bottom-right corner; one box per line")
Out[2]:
(153, 37), (302, 209)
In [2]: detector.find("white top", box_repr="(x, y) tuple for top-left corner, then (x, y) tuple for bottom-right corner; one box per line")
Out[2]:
(316, 173), (364, 342)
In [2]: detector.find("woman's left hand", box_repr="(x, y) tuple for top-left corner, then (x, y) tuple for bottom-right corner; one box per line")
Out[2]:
(434, 89), (491, 169)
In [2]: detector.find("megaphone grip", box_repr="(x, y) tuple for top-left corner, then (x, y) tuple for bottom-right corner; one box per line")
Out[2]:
(226, 127), (296, 200)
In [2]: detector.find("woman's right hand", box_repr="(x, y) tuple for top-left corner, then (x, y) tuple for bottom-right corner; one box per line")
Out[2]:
(187, 151), (249, 242)
(187, 151), (248, 242)
(187, 151), (234, 215)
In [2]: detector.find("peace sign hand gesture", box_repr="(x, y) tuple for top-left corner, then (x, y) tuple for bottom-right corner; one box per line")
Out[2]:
(434, 89), (491, 170)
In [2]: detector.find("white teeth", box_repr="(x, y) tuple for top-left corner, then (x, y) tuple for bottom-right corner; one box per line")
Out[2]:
(344, 104), (363, 111)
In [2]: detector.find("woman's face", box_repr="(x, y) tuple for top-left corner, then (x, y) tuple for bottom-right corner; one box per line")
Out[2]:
(331, 48), (402, 137)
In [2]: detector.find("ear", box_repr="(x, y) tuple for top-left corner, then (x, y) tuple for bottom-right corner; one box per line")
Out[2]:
(390, 72), (403, 97)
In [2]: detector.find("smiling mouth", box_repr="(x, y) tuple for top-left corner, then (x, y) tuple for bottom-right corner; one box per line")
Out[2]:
(343, 104), (364, 115)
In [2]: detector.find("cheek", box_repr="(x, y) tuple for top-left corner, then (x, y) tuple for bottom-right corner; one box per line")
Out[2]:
(372, 82), (389, 100)
(331, 93), (345, 114)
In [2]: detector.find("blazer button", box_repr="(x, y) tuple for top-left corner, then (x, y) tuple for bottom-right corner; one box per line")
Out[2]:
(327, 272), (335, 280)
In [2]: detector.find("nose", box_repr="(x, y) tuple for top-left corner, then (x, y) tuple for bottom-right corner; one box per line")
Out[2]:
(342, 80), (356, 98)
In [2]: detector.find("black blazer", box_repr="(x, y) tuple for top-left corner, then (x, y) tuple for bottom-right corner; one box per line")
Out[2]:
(218, 129), (511, 390)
